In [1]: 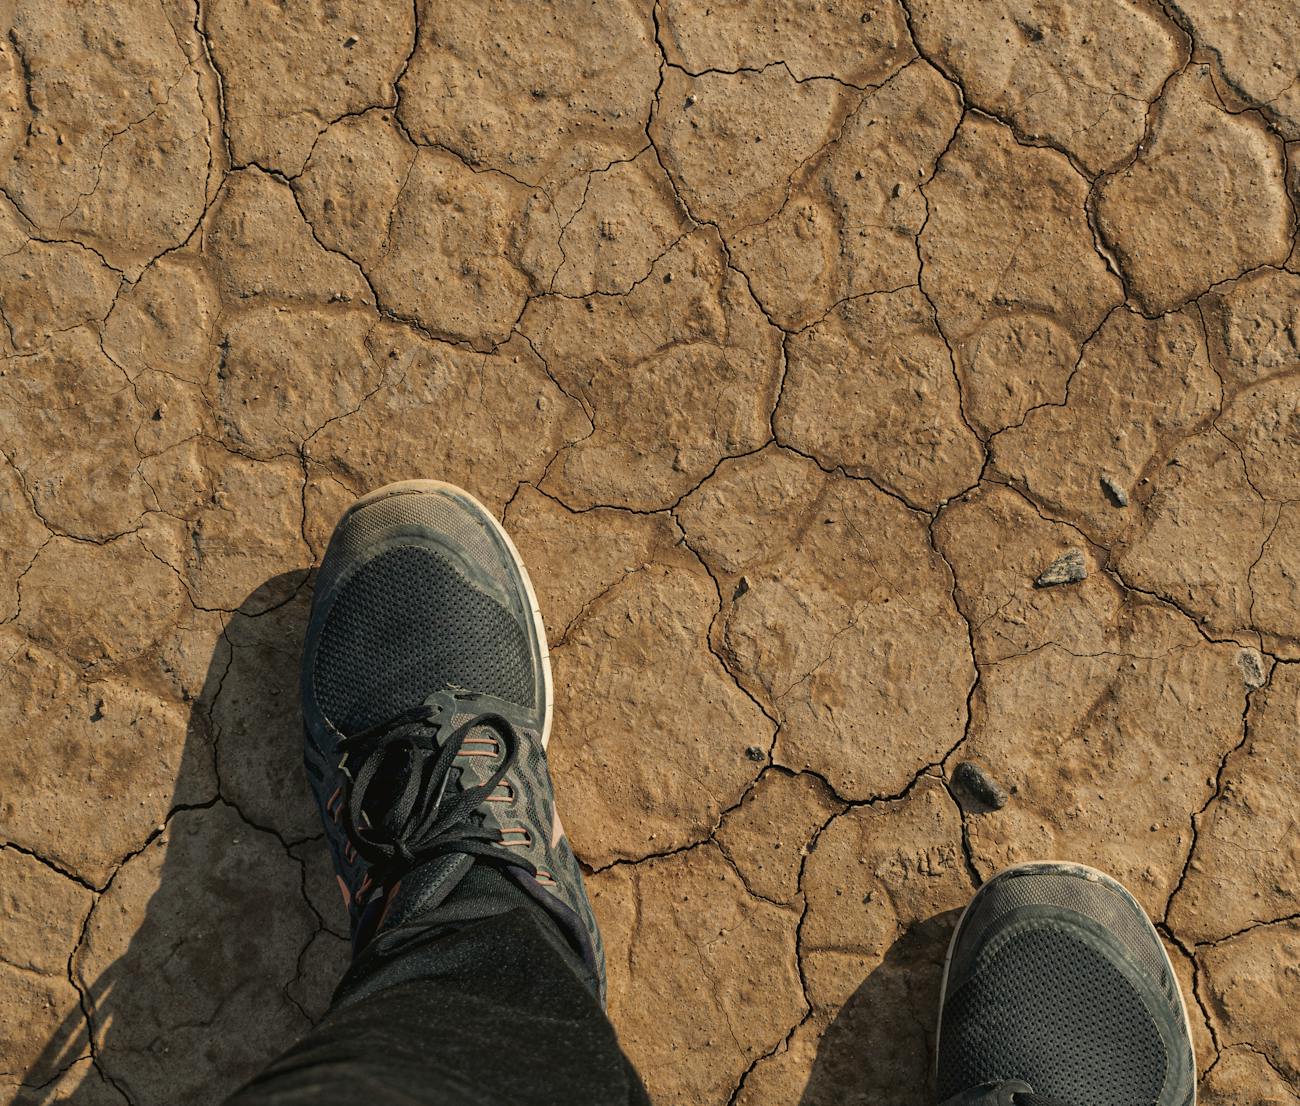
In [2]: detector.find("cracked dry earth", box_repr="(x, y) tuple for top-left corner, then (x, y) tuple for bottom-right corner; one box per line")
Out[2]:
(1, 0), (1299, 1104)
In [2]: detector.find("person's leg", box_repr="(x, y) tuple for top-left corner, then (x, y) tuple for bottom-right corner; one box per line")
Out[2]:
(933, 861), (1196, 1106)
(228, 867), (647, 1105)
(226, 481), (648, 1105)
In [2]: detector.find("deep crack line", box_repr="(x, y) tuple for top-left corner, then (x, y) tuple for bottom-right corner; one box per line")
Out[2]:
(1162, 680), (1258, 929)
(0, 841), (98, 894)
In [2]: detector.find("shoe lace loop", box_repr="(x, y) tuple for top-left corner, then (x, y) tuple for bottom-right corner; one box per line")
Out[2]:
(336, 705), (537, 884)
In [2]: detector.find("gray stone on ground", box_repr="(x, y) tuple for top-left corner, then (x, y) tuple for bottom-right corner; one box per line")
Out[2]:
(1100, 473), (1129, 506)
(1236, 647), (1267, 689)
(1035, 548), (1087, 588)
(951, 760), (1009, 812)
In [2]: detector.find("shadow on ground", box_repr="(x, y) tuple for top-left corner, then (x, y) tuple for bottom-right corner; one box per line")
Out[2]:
(18, 571), (346, 1106)
(17, 566), (963, 1106)
(799, 909), (962, 1106)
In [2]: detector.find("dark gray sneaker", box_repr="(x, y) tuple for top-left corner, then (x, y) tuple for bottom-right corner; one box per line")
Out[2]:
(301, 480), (605, 1003)
(936, 862), (1195, 1106)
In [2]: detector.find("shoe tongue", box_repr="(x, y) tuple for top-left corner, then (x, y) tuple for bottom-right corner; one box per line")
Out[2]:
(375, 852), (560, 942)
(362, 692), (541, 938)
(360, 695), (522, 834)
(374, 853), (477, 935)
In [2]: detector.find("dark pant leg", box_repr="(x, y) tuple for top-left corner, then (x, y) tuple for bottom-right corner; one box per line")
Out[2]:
(225, 868), (650, 1106)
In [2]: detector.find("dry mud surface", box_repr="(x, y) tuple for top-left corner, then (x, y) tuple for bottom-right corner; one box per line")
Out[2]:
(1, 1), (1298, 1104)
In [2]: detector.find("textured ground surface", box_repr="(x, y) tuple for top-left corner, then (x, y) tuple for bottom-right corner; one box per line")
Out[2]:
(1, 1), (1298, 1104)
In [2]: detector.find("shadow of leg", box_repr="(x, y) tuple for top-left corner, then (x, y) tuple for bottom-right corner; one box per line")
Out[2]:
(798, 910), (961, 1106)
(13, 572), (350, 1105)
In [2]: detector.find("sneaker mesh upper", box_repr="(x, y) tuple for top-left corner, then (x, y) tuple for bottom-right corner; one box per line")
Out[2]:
(313, 544), (533, 733)
(950, 869), (1169, 987)
(315, 491), (510, 602)
(937, 866), (1194, 1106)
(937, 923), (1167, 1104)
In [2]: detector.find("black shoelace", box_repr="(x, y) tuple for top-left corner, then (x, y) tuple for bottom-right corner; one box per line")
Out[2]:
(335, 705), (538, 884)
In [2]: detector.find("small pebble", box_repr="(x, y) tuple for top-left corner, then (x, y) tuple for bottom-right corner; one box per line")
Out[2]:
(745, 746), (766, 762)
(1035, 549), (1086, 588)
(951, 760), (1009, 812)
(1237, 647), (1267, 689)
(1100, 473), (1129, 507)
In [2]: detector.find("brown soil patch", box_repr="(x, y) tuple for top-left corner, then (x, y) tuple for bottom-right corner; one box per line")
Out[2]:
(1, 2), (1297, 1103)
